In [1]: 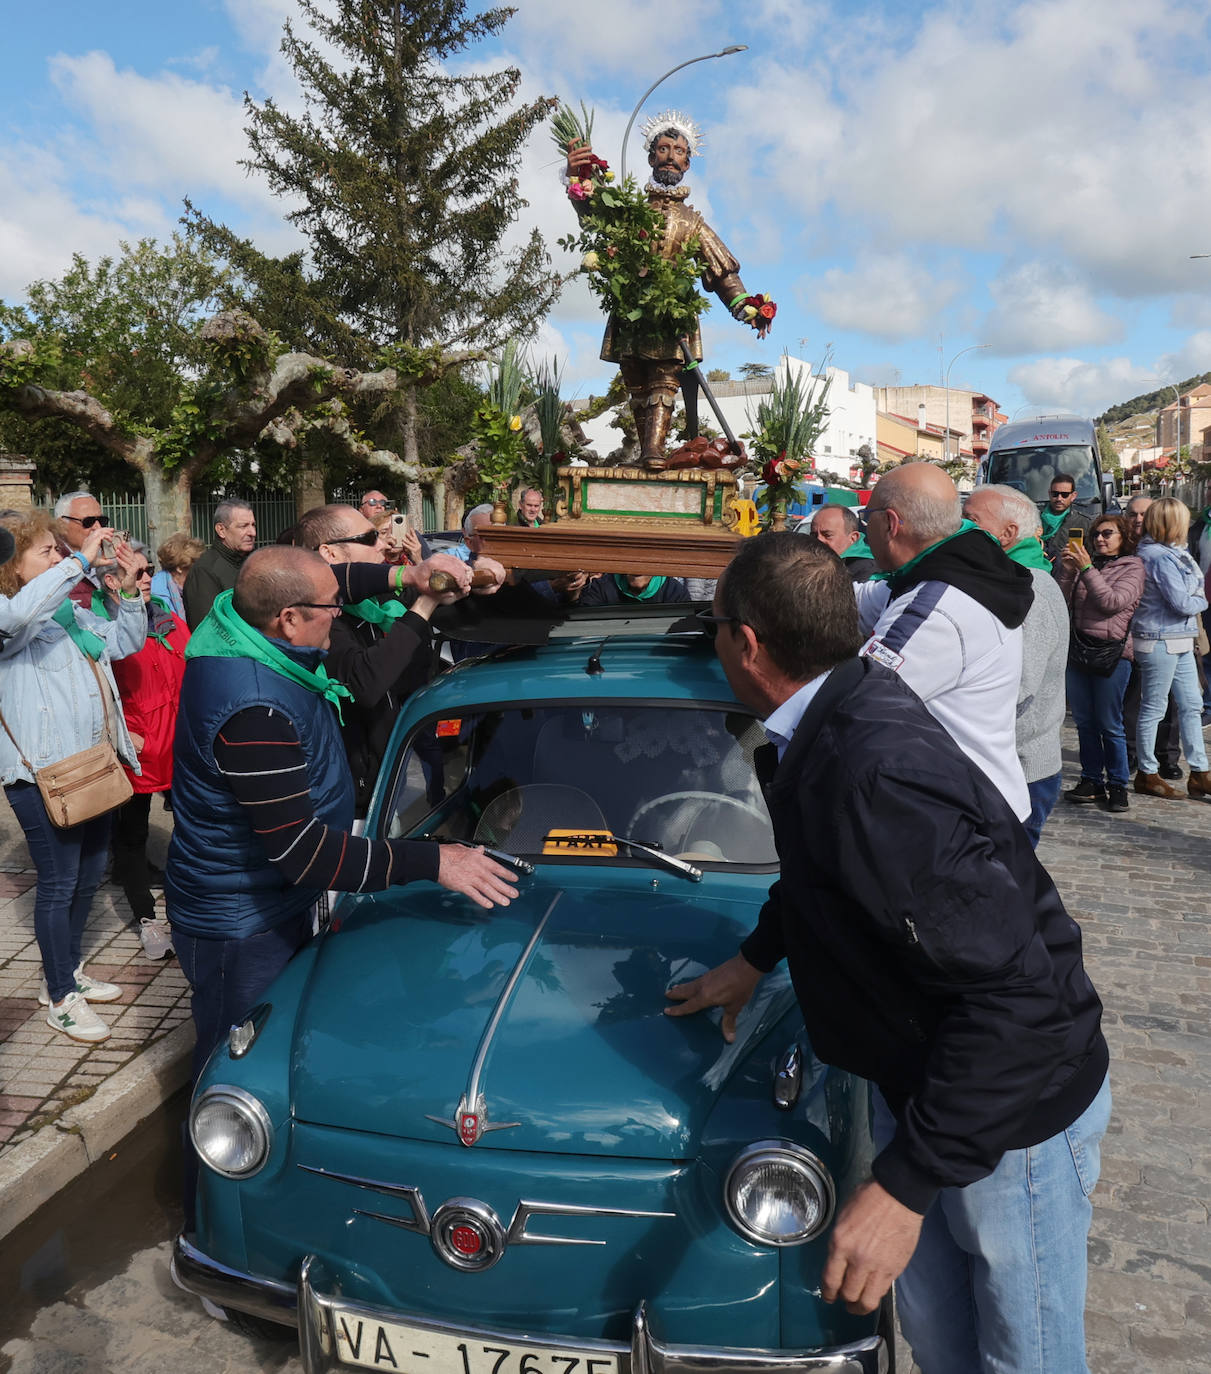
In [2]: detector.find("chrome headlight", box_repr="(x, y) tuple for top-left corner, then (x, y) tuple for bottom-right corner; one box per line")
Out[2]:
(191, 1085), (273, 1179)
(724, 1140), (835, 1246)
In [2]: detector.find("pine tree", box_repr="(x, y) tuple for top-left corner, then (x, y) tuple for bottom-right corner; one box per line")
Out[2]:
(194, 0), (560, 479)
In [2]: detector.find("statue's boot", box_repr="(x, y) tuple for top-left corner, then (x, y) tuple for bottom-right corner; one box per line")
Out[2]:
(641, 398), (675, 471)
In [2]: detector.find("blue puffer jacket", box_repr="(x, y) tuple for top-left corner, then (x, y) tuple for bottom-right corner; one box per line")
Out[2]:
(166, 650), (355, 940)
(1132, 537), (1209, 641)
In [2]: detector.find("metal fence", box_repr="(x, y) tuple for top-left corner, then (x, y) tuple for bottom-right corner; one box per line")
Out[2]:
(330, 486), (439, 531)
(69, 491), (299, 550)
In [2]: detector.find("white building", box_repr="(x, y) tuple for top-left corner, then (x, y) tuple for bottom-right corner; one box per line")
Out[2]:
(575, 357), (877, 478)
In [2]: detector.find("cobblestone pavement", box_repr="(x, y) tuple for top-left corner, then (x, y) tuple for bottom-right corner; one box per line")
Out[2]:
(0, 802), (188, 1165)
(0, 727), (1207, 1371)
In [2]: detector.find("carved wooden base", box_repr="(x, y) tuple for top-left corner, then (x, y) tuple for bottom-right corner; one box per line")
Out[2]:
(476, 523), (742, 577)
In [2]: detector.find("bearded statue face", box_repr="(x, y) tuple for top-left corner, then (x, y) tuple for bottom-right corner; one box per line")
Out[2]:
(648, 132), (690, 186)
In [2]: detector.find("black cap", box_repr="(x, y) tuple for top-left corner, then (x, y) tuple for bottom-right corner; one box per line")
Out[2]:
(0, 526), (13, 567)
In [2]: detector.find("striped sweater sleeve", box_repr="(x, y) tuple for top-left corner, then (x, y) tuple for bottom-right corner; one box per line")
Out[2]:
(212, 706), (439, 891)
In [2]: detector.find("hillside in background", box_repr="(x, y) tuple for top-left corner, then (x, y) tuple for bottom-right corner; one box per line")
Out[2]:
(1099, 374), (1211, 424)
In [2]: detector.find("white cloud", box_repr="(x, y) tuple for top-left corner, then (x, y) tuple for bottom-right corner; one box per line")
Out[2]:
(809, 254), (961, 341)
(1009, 355), (1157, 415)
(982, 263), (1124, 352)
(714, 0), (1211, 305)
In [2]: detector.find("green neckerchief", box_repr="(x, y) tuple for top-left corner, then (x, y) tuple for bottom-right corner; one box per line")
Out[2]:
(614, 574), (666, 601)
(52, 599), (106, 661)
(870, 519), (982, 583)
(343, 597), (411, 628)
(185, 590), (353, 722)
(1005, 535), (1052, 571)
(841, 534), (874, 561)
(147, 596), (178, 649)
(1039, 505), (1066, 540)
(91, 586), (111, 620)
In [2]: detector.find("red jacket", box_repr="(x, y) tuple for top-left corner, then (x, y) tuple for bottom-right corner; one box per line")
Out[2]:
(111, 599), (189, 792)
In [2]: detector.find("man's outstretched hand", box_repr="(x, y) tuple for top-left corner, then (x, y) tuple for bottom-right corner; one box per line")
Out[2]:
(436, 844), (519, 910)
(664, 953), (762, 1042)
(821, 1180), (923, 1315)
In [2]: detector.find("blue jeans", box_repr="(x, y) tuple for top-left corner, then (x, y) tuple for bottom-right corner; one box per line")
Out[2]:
(876, 1076), (1111, 1374)
(173, 909), (314, 1231)
(1136, 646), (1208, 773)
(172, 910), (314, 1084)
(4, 782), (112, 1003)
(1066, 659), (1131, 787)
(1023, 772), (1061, 848)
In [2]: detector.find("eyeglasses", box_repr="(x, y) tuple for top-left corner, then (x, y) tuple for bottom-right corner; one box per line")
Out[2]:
(1050, 489), (1074, 498)
(695, 609), (739, 639)
(290, 598), (344, 614)
(62, 513), (108, 529)
(860, 506), (892, 532)
(1090, 529), (1116, 540)
(134, 565), (153, 577)
(324, 529), (380, 547)
(361, 499), (390, 509)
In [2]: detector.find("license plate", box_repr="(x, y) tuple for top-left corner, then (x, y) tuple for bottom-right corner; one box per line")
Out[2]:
(330, 1311), (622, 1374)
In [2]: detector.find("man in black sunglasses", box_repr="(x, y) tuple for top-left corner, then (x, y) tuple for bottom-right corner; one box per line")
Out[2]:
(296, 504), (488, 811)
(54, 489), (115, 609)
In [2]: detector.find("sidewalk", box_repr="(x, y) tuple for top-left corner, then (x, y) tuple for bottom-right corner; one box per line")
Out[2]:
(0, 727), (1208, 1368)
(0, 799), (193, 1238)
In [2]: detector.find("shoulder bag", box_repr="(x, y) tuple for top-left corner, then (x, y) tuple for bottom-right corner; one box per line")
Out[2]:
(0, 655), (132, 827)
(1068, 623), (1127, 677)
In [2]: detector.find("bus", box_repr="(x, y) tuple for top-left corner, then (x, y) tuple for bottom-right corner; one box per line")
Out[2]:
(977, 416), (1115, 515)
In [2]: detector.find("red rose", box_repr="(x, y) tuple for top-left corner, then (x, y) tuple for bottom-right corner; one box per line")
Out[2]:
(759, 302), (777, 320)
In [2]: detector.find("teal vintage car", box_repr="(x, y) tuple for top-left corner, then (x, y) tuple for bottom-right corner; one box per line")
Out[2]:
(173, 620), (892, 1373)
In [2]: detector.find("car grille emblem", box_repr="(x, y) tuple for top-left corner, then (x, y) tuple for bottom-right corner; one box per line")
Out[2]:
(431, 1199), (505, 1272)
(428, 1091), (520, 1148)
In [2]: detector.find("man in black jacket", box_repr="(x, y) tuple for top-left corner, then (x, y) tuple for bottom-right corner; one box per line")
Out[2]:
(667, 533), (1109, 1374)
(295, 504), (498, 811)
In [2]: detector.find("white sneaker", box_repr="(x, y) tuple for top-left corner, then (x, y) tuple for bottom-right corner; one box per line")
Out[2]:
(47, 990), (111, 1043)
(38, 965), (123, 1005)
(140, 918), (174, 960)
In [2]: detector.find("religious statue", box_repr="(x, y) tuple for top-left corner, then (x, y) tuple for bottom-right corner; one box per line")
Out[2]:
(562, 110), (773, 471)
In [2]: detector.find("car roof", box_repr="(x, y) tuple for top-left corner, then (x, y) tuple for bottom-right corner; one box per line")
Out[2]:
(413, 627), (736, 713)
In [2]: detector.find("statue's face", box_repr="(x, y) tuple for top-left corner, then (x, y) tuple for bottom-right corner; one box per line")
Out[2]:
(648, 134), (690, 186)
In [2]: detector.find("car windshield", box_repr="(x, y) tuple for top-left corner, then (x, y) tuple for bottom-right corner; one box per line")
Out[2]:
(986, 444), (1097, 504)
(383, 704), (777, 867)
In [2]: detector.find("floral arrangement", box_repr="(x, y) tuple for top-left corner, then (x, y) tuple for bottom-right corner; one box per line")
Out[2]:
(470, 339), (530, 504)
(551, 103), (711, 350)
(736, 292), (778, 330)
(746, 354), (834, 526)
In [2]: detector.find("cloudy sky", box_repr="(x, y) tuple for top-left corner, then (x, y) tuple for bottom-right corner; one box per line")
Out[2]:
(4, 0), (1211, 419)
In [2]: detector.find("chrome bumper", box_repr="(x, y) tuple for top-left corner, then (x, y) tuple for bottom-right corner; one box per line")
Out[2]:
(173, 1235), (888, 1374)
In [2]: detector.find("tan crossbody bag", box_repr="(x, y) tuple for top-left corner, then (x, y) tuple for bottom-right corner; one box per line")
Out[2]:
(0, 654), (133, 828)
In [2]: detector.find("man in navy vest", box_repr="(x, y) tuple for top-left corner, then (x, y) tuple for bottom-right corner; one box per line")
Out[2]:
(167, 546), (517, 1084)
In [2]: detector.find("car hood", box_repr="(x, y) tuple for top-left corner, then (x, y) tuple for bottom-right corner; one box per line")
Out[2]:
(289, 876), (795, 1159)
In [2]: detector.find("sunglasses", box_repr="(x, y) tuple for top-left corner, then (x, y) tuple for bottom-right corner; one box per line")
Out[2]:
(134, 565), (153, 577)
(324, 529), (380, 547)
(62, 513), (108, 529)
(1090, 529), (1117, 540)
(1050, 489), (1074, 498)
(362, 499), (390, 509)
(290, 597), (345, 613)
(695, 609), (738, 639)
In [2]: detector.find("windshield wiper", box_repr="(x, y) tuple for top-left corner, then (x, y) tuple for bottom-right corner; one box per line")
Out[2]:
(546, 831), (702, 883)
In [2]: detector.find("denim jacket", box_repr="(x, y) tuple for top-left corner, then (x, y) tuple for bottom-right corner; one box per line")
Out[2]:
(0, 558), (146, 786)
(1132, 537), (1209, 641)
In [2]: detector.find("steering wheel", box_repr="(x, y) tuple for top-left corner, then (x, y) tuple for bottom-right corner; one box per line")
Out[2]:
(627, 791), (768, 846)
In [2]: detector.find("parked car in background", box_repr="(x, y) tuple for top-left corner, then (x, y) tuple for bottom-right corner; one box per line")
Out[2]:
(173, 610), (893, 1373)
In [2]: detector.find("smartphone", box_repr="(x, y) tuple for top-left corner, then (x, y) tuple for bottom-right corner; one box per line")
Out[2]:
(1067, 528), (1084, 548)
(390, 512), (408, 532)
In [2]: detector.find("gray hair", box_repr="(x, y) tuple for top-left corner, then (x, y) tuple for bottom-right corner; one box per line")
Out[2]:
(463, 503), (494, 537)
(214, 498), (254, 529)
(976, 484), (1040, 538)
(54, 490), (94, 518)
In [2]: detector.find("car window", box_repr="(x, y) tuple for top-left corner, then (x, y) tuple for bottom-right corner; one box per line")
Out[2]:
(986, 444), (1097, 503)
(384, 704), (777, 866)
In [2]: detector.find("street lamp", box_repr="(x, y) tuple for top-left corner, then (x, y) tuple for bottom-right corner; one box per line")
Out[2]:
(619, 47), (748, 182)
(944, 344), (991, 463)
(1166, 383), (1183, 468)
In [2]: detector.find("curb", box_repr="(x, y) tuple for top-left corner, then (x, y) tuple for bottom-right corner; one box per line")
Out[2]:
(0, 1020), (194, 1241)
